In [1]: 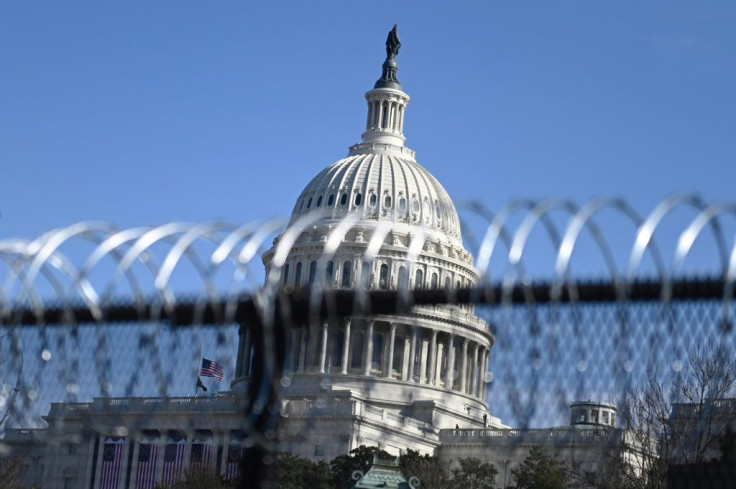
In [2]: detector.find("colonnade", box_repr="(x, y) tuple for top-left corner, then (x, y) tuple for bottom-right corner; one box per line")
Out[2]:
(366, 99), (405, 133)
(238, 320), (491, 400)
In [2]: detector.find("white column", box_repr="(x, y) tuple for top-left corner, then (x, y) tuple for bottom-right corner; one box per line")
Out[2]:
(341, 320), (351, 374)
(319, 323), (329, 373)
(385, 323), (397, 378)
(407, 326), (418, 382)
(377, 103), (384, 130)
(366, 102), (372, 129)
(398, 105), (405, 133)
(363, 321), (374, 375)
(481, 349), (490, 398)
(389, 102), (396, 131)
(471, 343), (480, 396)
(419, 337), (429, 383)
(460, 339), (469, 393)
(445, 335), (455, 389)
(427, 330), (438, 385)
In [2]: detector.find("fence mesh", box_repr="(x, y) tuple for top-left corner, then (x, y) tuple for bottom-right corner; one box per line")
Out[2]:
(1, 196), (736, 487)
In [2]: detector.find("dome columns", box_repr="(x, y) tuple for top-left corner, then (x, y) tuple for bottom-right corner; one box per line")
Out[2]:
(361, 88), (410, 147)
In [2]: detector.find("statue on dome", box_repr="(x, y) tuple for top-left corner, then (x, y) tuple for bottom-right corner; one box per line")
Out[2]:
(385, 25), (401, 60)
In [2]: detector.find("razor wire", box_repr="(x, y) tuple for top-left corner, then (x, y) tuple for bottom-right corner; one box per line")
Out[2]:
(1, 195), (736, 484)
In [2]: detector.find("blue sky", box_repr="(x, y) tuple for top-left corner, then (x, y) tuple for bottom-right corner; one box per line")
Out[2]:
(2, 2), (735, 242)
(2, 3), (736, 428)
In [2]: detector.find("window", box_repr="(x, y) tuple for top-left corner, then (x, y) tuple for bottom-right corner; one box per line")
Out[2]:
(314, 444), (325, 457)
(327, 194), (335, 206)
(325, 261), (334, 283)
(379, 264), (389, 289)
(611, 413), (616, 426)
(295, 262), (302, 285)
(371, 333), (384, 370)
(354, 193), (362, 206)
(430, 273), (438, 289)
(283, 263), (290, 285)
(398, 266), (408, 290)
(444, 276), (451, 289)
(591, 409), (599, 423)
(369, 194), (377, 206)
(361, 262), (372, 288)
(412, 199), (420, 213)
(341, 261), (352, 287)
(299, 200), (304, 211)
(384, 195), (392, 208)
(309, 261), (317, 285)
(415, 269), (424, 289)
(340, 193), (348, 206)
(399, 197), (407, 211)
(67, 442), (77, 454)
(316, 196), (323, 207)
(307, 197), (312, 209)
(351, 332), (364, 368)
(602, 411), (609, 425)
(64, 478), (75, 489)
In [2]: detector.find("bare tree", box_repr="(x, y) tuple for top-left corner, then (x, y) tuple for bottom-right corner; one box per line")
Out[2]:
(598, 344), (736, 489)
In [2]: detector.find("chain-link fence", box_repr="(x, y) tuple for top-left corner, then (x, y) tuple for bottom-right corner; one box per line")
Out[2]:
(1, 195), (735, 488)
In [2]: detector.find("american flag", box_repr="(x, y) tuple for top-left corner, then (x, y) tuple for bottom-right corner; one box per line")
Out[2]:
(225, 445), (241, 480)
(162, 439), (186, 486)
(189, 440), (213, 472)
(100, 438), (125, 489)
(135, 443), (158, 489)
(200, 358), (224, 381)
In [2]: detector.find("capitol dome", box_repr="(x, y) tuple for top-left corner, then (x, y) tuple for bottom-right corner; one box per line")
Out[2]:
(232, 28), (502, 457)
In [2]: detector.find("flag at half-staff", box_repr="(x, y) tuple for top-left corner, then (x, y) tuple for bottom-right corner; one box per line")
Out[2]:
(200, 358), (224, 381)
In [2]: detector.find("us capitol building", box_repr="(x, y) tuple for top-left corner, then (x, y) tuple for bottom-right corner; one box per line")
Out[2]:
(3, 29), (626, 489)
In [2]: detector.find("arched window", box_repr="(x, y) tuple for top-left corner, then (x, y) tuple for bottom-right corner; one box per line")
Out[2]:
(444, 276), (451, 289)
(307, 197), (312, 209)
(350, 331), (364, 369)
(340, 193), (348, 206)
(369, 194), (377, 207)
(392, 335), (404, 374)
(327, 194), (335, 206)
(371, 333), (384, 371)
(412, 199), (420, 213)
(354, 193), (362, 206)
(398, 266), (408, 290)
(326, 261), (334, 283)
(399, 197), (407, 212)
(430, 273), (438, 289)
(316, 196), (323, 207)
(379, 264), (389, 289)
(341, 261), (352, 287)
(308, 261), (317, 285)
(415, 269), (424, 289)
(384, 195), (392, 208)
(295, 262), (302, 285)
(283, 263), (290, 285)
(361, 261), (372, 289)
(329, 330), (344, 371)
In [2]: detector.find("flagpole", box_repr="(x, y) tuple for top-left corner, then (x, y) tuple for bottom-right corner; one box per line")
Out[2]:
(196, 334), (204, 397)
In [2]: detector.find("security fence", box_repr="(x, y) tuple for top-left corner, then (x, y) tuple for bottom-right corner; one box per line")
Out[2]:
(1, 195), (736, 488)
